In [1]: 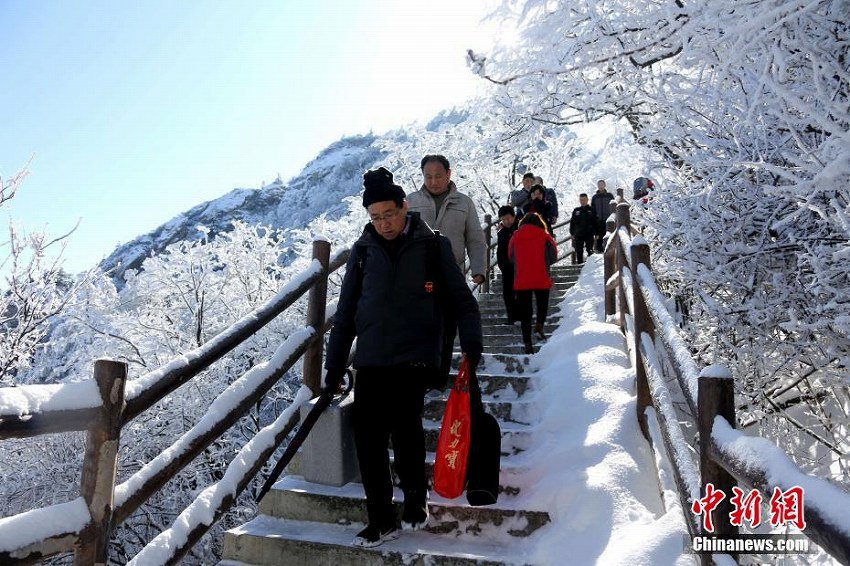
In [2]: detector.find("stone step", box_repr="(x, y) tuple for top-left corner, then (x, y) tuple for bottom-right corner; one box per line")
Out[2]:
(482, 343), (545, 355)
(288, 449), (534, 498)
(474, 372), (534, 397)
(444, 334), (552, 355)
(435, 369), (535, 397)
(475, 333), (550, 348)
(295, 415), (532, 459)
(479, 324), (558, 337)
(455, 352), (535, 376)
(476, 303), (564, 316)
(423, 419), (533, 456)
(492, 266), (580, 277)
(222, 516), (536, 566)
(485, 288), (572, 301)
(486, 278), (576, 290)
(255, 476), (550, 542)
(424, 395), (535, 425)
(480, 312), (562, 324)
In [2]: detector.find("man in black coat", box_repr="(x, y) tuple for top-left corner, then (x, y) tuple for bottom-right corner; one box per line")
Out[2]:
(496, 205), (519, 324)
(569, 193), (598, 263)
(590, 179), (615, 252)
(324, 167), (483, 548)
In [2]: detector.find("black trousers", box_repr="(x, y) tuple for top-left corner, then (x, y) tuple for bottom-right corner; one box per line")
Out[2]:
(515, 289), (550, 343)
(353, 365), (427, 527)
(574, 234), (594, 263)
(595, 231), (606, 253)
(499, 262), (517, 323)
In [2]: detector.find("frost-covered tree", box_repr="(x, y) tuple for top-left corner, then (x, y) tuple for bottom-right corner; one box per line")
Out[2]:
(378, 105), (646, 227)
(0, 164), (96, 385)
(4, 220), (323, 563)
(473, 0), (850, 481)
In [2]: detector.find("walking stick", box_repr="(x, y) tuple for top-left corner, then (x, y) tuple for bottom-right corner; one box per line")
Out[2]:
(257, 370), (353, 503)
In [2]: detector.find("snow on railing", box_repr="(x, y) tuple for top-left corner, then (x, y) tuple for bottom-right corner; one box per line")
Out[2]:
(0, 380), (101, 418)
(710, 418), (850, 565)
(127, 385), (314, 566)
(113, 326), (317, 518)
(641, 335), (701, 531)
(0, 255), (335, 440)
(0, 240), (351, 565)
(636, 262), (699, 415)
(0, 498), (90, 559)
(604, 198), (850, 564)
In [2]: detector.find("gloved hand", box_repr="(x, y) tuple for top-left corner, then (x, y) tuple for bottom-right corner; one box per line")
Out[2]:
(321, 368), (346, 396)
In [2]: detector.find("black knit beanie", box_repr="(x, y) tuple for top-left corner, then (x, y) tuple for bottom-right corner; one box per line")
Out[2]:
(362, 167), (406, 208)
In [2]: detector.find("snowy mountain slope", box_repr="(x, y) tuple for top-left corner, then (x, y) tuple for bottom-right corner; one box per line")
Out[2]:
(99, 133), (386, 281)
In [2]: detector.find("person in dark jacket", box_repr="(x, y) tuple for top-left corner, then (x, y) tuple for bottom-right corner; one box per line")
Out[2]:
(508, 212), (557, 354)
(569, 193), (597, 263)
(508, 172), (535, 209)
(324, 166), (483, 548)
(496, 205), (519, 325)
(535, 176), (559, 225)
(521, 185), (556, 235)
(590, 180), (615, 252)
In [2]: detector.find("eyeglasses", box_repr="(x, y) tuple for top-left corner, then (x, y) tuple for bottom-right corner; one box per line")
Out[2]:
(369, 208), (402, 225)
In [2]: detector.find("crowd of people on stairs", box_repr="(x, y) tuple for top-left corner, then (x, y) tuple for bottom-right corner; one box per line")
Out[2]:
(498, 174), (620, 353)
(320, 154), (634, 549)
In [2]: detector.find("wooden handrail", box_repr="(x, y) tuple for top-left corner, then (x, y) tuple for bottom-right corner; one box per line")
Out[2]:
(127, 387), (312, 566)
(113, 327), (317, 525)
(122, 259), (325, 423)
(605, 199), (850, 564)
(0, 241), (352, 564)
(708, 418), (850, 565)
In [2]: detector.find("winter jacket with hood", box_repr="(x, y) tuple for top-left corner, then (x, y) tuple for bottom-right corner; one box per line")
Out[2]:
(406, 181), (487, 277)
(508, 223), (557, 290)
(325, 212), (482, 373)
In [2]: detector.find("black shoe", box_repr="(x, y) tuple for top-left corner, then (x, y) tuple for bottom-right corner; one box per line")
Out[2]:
(401, 498), (429, 531)
(524, 342), (534, 355)
(352, 523), (400, 548)
(534, 323), (546, 341)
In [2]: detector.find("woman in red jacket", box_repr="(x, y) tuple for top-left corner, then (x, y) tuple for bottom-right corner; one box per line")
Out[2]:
(508, 213), (558, 354)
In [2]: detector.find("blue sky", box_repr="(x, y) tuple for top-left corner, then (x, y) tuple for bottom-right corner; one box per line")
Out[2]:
(0, 1), (494, 273)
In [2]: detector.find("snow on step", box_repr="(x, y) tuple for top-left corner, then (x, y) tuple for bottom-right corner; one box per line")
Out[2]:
(223, 516), (535, 566)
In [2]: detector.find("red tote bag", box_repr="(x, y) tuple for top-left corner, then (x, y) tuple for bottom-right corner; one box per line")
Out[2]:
(433, 358), (472, 499)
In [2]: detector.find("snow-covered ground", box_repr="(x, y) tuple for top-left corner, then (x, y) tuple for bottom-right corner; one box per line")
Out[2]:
(4, 253), (844, 564)
(520, 255), (693, 565)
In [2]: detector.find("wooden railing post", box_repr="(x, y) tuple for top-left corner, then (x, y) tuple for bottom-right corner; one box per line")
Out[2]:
(615, 202), (631, 331)
(697, 366), (738, 564)
(302, 239), (331, 396)
(603, 207), (617, 317)
(632, 239), (654, 439)
(74, 359), (127, 566)
(483, 214), (492, 293)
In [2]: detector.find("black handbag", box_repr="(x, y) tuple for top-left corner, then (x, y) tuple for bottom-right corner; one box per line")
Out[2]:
(465, 364), (501, 506)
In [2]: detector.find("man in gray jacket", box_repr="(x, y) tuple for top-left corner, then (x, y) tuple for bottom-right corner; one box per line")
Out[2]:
(406, 155), (487, 286)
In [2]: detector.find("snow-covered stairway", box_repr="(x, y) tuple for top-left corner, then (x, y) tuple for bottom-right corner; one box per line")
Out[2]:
(220, 264), (583, 566)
